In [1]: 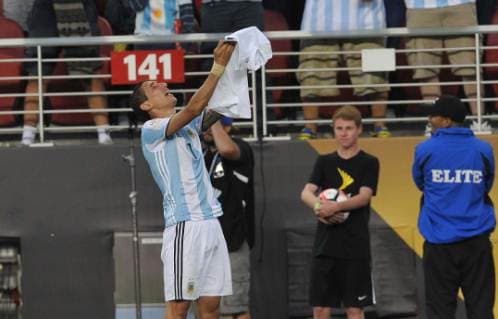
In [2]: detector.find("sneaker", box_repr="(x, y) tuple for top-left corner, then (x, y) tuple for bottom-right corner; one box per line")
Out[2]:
(297, 127), (316, 140)
(424, 123), (432, 137)
(21, 125), (36, 146)
(98, 132), (113, 145)
(21, 135), (34, 146)
(470, 120), (492, 135)
(371, 126), (391, 138)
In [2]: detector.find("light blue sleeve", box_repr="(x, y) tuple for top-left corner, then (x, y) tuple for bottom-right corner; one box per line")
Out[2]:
(187, 112), (204, 134)
(141, 118), (170, 148)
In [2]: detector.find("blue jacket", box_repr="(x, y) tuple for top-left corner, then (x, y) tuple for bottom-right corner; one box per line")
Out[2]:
(412, 127), (496, 244)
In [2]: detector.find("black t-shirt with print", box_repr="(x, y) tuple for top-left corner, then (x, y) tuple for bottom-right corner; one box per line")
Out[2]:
(308, 150), (379, 259)
(204, 138), (255, 252)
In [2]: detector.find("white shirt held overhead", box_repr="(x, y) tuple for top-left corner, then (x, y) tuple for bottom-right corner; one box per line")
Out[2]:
(208, 26), (272, 119)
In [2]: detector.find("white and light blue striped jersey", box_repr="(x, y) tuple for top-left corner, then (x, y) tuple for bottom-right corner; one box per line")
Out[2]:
(300, 0), (386, 32)
(404, 0), (475, 9)
(135, 0), (189, 35)
(141, 114), (222, 227)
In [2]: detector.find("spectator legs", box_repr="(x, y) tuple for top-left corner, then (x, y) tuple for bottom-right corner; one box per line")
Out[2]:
(420, 75), (484, 116)
(462, 76), (482, 116)
(23, 80), (46, 127)
(86, 78), (112, 144)
(419, 76), (441, 102)
(21, 78), (112, 145)
(302, 103), (319, 135)
(21, 80), (46, 145)
(87, 78), (109, 127)
(370, 91), (389, 130)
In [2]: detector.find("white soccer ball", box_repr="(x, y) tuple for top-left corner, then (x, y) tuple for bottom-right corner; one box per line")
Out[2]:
(319, 188), (350, 220)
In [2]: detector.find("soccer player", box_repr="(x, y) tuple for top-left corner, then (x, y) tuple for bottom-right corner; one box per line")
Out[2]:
(129, 40), (235, 319)
(301, 105), (379, 319)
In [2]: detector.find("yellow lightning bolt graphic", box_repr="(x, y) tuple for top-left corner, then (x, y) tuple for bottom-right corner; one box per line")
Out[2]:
(337, 168), (354, 190)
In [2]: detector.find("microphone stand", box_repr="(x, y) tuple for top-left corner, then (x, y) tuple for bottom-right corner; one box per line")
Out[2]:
(122, 123), (142, 319)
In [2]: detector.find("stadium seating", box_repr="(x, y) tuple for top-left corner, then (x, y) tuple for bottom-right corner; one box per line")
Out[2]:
(47, 16), (112, 126)
(0, 17), (24, 126)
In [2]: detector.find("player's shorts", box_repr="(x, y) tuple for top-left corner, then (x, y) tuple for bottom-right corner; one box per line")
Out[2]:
(220, 241), (250, 315)
(161, 219), (232, 301)
(297, 39), (389, 99)
(406, 3), (478, 79)
(309, 256), (374, 308)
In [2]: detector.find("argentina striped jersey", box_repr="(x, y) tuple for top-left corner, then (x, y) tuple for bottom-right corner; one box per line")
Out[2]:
(135, 0), (190, 35)
(141, 114), (222, 227)
(300, 0), (386, 32)
(404, 0), (475, 9)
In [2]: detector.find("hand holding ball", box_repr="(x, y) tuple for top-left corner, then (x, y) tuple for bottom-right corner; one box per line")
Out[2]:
(319, 188), (350, 221)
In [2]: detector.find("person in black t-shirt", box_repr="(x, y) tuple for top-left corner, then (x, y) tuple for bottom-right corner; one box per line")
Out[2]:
(301, 105), (380, 319)
(203, 116), (255, 319)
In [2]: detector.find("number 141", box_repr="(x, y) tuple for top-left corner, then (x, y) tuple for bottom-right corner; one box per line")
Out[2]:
(123, 53), (172, 81)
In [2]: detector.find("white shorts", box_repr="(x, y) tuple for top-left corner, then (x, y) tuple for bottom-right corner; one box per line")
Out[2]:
(161, 219), (232, 301)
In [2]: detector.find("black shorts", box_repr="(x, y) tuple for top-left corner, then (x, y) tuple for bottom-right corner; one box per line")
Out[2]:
(309, 256), (373, 308)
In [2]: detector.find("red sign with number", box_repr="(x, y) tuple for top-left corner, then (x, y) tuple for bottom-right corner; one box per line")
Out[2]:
(111, 50), (185, 85)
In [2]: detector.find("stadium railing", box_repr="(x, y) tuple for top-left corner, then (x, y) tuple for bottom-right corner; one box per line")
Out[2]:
(1, 25), (498, 143)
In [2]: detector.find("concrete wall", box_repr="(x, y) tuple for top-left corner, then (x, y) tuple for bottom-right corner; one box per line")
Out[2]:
(2, 136), (490, 318)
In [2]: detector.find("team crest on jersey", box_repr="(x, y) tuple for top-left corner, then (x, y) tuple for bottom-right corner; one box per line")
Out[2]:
(187, 129), (196, 139)
(186, 281), (195, 297)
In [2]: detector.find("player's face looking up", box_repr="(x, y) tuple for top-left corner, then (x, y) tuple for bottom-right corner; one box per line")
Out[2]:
(141, 81), (177, 110)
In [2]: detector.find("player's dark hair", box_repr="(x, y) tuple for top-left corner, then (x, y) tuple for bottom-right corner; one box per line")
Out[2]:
(128, 81), (150, 125)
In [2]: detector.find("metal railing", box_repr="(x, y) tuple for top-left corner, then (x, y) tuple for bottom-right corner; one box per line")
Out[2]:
(1, 25), (498, 143)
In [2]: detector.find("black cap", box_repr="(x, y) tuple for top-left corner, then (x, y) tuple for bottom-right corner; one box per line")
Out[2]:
(425, 95), (467, 123)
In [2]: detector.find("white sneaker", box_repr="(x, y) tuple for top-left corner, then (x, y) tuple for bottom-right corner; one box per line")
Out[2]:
(21, 125), (36, 146)
(21, 135), (34, 146)
(424, 123), (432, 137)
(470, 120), (492, 135)
(98, 132), (113, 145)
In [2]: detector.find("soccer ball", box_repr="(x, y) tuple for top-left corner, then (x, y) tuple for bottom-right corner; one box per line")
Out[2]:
(319, 188), (350, 220)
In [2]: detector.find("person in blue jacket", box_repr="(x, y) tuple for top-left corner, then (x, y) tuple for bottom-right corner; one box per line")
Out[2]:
(412, 94), (496, 319)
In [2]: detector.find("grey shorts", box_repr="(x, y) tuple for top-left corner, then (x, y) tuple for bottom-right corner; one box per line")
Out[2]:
(219, 241), (251, 315)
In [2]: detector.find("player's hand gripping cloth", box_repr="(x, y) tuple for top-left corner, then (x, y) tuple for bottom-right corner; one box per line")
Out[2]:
(207, 26), (272, 119)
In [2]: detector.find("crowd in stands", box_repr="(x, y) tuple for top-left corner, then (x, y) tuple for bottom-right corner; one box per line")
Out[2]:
(1, 0), (498, 144)
(296, 0), (498, 139)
